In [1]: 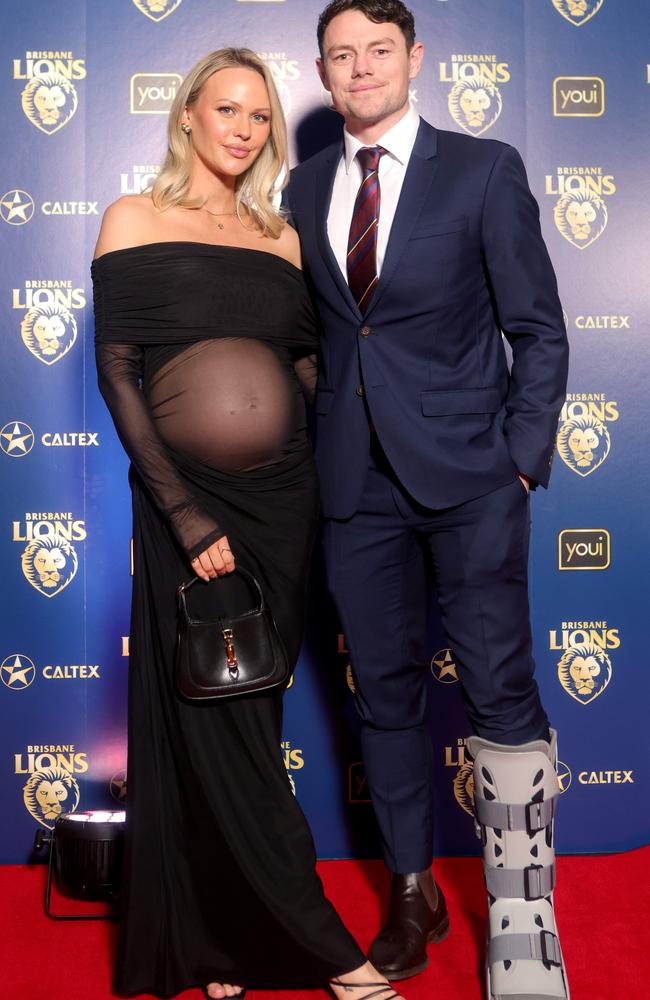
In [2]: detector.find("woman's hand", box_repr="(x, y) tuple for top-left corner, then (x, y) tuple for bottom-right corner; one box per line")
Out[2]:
(190, 535), (236, 581)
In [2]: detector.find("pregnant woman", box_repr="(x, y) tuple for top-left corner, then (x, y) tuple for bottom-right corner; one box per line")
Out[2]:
(92, 48), (402, 1000)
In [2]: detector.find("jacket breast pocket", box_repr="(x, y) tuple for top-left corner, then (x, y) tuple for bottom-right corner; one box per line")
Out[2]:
(409, 216), (468, 242)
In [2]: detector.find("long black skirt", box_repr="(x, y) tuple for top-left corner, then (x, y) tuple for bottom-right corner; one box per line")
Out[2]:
(115, 448), (364, 997)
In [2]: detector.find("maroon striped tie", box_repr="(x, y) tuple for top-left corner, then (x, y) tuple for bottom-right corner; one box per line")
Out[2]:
(347, 145), (385, 313)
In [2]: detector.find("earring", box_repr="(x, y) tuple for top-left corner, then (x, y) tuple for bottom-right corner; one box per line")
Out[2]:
(181, 122), (191, 135)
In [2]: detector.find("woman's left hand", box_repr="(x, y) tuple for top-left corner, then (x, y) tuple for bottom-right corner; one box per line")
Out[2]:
(191, 534), (236, 580)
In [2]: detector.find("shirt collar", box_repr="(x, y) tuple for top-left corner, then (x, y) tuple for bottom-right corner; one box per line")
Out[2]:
(343, 103), (421, 174)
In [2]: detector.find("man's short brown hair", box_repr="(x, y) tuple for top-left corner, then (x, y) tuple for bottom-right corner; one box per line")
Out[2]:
(317, 0), (416, 57)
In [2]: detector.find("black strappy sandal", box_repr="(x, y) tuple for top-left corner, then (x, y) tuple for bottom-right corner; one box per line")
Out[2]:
(330, 980), (403, 1000)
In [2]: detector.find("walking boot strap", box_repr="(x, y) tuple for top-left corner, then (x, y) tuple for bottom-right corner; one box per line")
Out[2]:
(474, 793), (558, 833)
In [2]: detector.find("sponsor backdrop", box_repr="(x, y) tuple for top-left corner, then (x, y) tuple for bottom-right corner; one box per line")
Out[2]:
(0, 0), (648, 863)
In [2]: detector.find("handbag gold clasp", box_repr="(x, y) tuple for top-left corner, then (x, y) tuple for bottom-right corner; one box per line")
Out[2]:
(222, 628), (239, 677)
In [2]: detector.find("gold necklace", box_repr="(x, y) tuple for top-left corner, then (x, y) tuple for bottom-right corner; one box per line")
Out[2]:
(203, 206), (237, 231)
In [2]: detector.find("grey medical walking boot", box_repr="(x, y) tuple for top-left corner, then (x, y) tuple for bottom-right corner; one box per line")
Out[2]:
(466, 730), (569, 1000)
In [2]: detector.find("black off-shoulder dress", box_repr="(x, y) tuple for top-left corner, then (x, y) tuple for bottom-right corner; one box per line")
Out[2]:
(91, 243), (364, 997)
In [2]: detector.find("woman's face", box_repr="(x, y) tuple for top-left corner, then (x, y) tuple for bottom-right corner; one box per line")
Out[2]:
(183, 67), (272, 179)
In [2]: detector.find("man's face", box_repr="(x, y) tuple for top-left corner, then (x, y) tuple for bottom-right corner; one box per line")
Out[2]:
(317, 9), (423, 133)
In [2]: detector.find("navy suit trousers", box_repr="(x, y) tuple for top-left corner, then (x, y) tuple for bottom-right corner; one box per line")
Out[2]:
(323, 439), (550, 873)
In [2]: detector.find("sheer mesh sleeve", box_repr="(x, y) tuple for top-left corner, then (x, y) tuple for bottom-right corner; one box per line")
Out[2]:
(293, 353), (318, 404)
(96, 341), (224, 561)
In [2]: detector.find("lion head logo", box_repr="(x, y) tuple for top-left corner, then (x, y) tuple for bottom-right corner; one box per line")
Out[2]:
(132, 0), (183, 21)
(453, 762), (475, 817)
(23, 766), (80, 829)
(556, 414), (611, 476)
(551, 0), (605, 27)
(21, 304), (77, 366)
(448, 77), (502, 136)
(558, 643), (612, 705)
(21, 73), (78, 135)
(554, 189), (608, 249)
(21, 534), (79, 598)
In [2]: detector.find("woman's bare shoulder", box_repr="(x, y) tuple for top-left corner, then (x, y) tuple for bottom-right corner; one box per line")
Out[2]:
(273, 220), (302, 270)
(93, 194), (160, 259)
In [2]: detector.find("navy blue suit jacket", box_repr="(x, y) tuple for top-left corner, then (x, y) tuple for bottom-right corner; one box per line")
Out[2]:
(285, 119), (569, 519)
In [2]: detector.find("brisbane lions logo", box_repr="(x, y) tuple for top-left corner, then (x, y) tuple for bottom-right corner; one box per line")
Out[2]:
(21, 535), (79, 598)
(554, 189), (608, 249)
(21, 305), (77, 365)
(551, 0), (605, 27)
(453, 762), (475, 817)
(556, 414), (611, 477)
(132, 0), (183, 21)
(23, 766), (80, 829)
(558, 643), (612, 705)
(21, 73), (78, 135)
(448, 77), (502, 136)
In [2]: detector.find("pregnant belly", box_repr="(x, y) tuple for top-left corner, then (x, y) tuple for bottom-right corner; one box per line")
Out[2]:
(146, 339), (296, 471)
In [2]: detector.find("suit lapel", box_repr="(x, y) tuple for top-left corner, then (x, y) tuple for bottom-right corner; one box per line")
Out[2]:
(366, 121), (439, 318)
(314, 143), (363, 320)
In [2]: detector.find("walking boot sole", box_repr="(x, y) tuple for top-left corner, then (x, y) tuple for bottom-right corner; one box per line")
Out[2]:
(382, 914), (451, 982)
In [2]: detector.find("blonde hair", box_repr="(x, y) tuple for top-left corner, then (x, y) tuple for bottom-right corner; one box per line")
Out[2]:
(152, 48), (287, 238)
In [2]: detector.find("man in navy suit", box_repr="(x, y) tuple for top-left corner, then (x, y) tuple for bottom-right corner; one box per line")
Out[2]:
(285, 4), (570, 997)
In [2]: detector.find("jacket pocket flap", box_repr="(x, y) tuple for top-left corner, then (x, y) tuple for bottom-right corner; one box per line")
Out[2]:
(420, 387), (502, 416)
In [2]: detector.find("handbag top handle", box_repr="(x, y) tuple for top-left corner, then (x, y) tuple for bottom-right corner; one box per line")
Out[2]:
(177, 566), (266, 625)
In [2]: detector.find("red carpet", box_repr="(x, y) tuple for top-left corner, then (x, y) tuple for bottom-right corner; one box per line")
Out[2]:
(2, 850), (648, 1000)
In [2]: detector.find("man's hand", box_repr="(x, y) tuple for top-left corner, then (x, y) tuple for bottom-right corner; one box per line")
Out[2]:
(190, 535), (236, 581)
(519, 474), (531, 494)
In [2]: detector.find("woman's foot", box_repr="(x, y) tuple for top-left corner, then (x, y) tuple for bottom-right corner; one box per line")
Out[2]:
(330, 960), (403, 999)
(205, 983), (244, 999)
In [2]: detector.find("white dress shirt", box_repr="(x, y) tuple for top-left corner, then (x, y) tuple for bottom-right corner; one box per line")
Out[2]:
(327, 103), (421, 282)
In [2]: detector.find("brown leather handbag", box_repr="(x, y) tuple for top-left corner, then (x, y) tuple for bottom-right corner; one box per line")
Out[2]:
(175, 568), (289, 700)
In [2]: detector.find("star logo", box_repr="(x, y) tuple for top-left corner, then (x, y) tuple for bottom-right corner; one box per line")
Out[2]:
(109, 770), (127, 802)
(557, 759), (572, 793)
(1, 654), (36, 690)
(0, 189), (35, 225)
(0, 421), (35, 457)
(431, 647), (459, 684)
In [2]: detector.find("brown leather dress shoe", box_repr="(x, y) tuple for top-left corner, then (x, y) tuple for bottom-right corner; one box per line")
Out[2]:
(368, 869), (450, 981)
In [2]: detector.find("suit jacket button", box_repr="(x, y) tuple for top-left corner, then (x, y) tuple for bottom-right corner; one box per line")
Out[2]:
(360, 326), (371, 337)
(356, 385), (365, 397)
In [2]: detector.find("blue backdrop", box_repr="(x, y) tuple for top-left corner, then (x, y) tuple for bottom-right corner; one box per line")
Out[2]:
(1, 0), (649, 863)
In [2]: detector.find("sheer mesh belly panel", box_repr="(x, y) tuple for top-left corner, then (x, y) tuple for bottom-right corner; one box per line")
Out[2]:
(145, 338), (305, 472)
